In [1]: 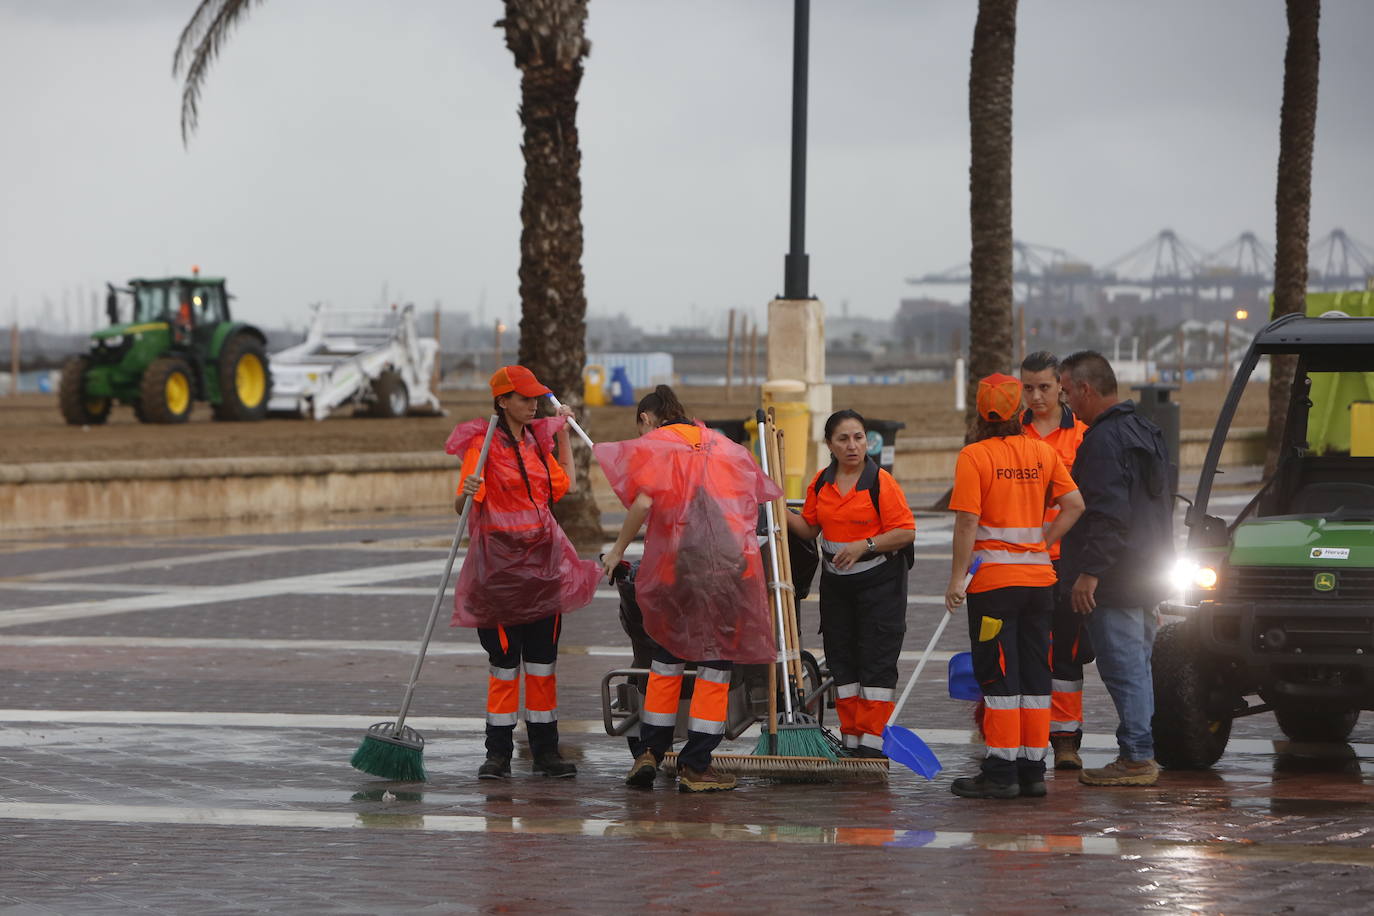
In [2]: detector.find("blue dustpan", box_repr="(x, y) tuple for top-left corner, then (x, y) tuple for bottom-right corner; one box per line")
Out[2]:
(882, 724), (942, 779)
(947, 651), (982, 701)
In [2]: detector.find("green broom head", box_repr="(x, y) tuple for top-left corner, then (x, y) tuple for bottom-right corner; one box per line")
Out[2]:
(351, 722), (427, 782)
(751, 711), (840, 760)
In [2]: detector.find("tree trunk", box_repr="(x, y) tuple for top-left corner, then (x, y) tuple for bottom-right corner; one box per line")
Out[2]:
(966, 0), (1018, 434)
(1266, 0), (1321, 476)
(499, 0), (601, 546)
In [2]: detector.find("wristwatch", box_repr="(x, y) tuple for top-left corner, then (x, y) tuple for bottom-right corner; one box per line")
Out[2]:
(865, 537), (876, 553)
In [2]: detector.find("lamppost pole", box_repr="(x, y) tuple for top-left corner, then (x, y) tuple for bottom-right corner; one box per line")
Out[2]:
(783, 0), (811, 301)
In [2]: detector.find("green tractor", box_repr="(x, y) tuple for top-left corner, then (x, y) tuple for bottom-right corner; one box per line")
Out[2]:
(58, 275), (272, 425)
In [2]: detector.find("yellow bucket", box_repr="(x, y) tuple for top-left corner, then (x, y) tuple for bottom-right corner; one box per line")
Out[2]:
(1352, 402), (1374, 457)
(583, 364), (608, 407)
(762, 379), (810, 500)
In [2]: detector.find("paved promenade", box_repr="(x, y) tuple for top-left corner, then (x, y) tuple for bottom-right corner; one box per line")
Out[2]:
(3, 497), (1373, 913)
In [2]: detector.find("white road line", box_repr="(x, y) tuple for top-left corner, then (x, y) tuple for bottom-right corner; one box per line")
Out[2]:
(11, 547), (287, 582)
(0, 709), (1355, 759)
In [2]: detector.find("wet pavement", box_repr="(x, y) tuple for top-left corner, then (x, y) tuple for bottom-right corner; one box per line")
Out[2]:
(3, 503), (1374, 913)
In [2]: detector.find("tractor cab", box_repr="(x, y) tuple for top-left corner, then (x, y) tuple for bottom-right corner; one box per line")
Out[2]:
(1156, 301), (1374, 769)
(60, 273), (271, 425)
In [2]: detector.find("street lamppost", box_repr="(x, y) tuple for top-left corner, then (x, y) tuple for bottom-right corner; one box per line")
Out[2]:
(1223, 308), (1248, 376)
(494, 319), (506, 371)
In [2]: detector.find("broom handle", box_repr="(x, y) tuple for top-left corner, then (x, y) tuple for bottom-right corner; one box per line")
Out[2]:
(772, 422), (805, 693)
(755, 409), (795, 720)
(545, 393), (595, 450)
(885, 558), (982, 727)
(766, 651), (779, 755)
(392, 414), (499, 733)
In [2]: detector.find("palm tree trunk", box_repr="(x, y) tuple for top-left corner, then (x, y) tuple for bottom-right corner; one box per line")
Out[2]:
(966, 0), (1018, 433)
(499, 0), (600, 545)
(1266, 0), (1321, 475)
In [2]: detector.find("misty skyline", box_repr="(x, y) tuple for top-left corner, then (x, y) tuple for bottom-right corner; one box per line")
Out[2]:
(3, 0), (1372, 336)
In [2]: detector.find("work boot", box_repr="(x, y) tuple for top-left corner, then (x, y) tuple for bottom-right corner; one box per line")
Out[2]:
(677, 765), (737, 793)
(1079, 757), (1159, 787)
(851, 746), (888, 760)
(625, 750), (659, 788)
(477, 755), (511, 780)
(1018, 777), (1047, 798)
(950, 774), (1020, 800)
(532, 749), (577, 779)
(1051, 734), (1083, 770)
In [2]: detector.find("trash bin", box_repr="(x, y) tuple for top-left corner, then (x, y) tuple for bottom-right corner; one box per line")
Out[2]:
(609, 366), (635, 406)
(705, 418), (748, 445)
(864, 418), (906, 475)
(762, 380), (810, 500)
(583, 364), (607, 406)
(1353, 402), (1374, 458)
(1133, 384), (1180, 495)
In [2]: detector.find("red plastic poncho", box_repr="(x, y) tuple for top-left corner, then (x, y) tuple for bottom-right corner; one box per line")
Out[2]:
(445, 416), (600, 629)
(594, 423), (782, 664)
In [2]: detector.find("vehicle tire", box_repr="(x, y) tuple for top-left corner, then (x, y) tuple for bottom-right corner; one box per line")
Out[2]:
(800, 650), (825, 726)
(370, 370), (409, 418)
(139, 357), (194, 424)
(1151, 621), (1233, 769)
(1274, 704), (1359, 743)
(58, 356), (111, 426)
(214, 334), (271, 421)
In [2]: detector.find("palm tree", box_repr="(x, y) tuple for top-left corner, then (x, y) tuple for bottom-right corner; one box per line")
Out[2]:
(1265, 0), (1321, 476)
(965, 0), (1018, 430)
(174, 0), (601, 543)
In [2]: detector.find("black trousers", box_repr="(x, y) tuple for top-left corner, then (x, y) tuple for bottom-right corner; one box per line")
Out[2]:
(818, 559), (908, 693)
(1050, 561), (1094, 737)
(477, 615), (560, 758)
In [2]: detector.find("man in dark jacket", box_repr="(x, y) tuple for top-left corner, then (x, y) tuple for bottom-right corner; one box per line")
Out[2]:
(1059, 351), (1173, 787)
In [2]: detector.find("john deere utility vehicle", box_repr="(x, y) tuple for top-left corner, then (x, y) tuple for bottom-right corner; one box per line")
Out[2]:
(58, 275), (271, 425)
(1157, 295), (1374, 769)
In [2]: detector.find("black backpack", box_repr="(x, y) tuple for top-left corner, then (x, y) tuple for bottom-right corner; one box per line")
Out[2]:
(813, 458), (917, 569)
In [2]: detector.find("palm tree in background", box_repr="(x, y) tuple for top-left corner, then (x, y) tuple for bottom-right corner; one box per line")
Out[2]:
(1266, 0), (1321, 476)
(965, 0), (1018, 430)
(174, 0), (601, 543)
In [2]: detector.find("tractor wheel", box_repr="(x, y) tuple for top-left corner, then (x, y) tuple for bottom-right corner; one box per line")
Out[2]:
(139, 357), (194, 424)
(58, 356), (111, 426)
(370, 370), (409, 418)
(1151, 621), (1233, 769)
(1274, 704), (1359, 743)
(213, 334), (271, 421)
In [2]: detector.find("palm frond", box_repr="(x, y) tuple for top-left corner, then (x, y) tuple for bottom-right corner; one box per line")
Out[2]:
(173, 0), (266, 145)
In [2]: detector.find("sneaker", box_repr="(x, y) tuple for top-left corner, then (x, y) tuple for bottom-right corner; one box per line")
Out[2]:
(532, 750), (577, 779)
(678, 765), (737, 793)
(625, 751), (658, 788)
(1051, 734), (1083, 770)
(477, 755), (511, 780)
(1018, 778), (1047, 798)
(950, 774), (1020, 799)
(1079, 757), (1159, 787)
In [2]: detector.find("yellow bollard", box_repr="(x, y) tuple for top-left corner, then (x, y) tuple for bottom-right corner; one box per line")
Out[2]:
(1352, 402), (1374, 457)
(583, 365), (608, 407)
(762, 379), (810, 500)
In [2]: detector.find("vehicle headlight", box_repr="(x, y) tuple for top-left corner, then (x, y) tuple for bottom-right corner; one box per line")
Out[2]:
(103, 335), (124, 347)
(1170, 558), (1220, 592)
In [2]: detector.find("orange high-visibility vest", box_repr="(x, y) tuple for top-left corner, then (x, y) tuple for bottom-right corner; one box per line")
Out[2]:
(1022, 406), (1087, 561)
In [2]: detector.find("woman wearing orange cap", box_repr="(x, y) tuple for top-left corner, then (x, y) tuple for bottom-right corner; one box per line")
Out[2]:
(785, 409), (917, 757)
(944, 373), (1084, 799)
(445, 365), (600, 781)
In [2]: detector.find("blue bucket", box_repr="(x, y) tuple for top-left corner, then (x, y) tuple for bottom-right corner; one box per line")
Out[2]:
(947, 651), (981, 701)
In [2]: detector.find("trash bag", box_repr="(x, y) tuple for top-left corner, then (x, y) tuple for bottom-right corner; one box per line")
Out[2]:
(595, 423), (782, 664)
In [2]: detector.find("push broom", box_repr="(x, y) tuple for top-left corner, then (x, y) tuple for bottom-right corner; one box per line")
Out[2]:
(350, 414), (499, 781)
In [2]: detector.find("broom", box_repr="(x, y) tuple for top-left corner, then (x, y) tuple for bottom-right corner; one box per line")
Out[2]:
(350, 414), (499, 781)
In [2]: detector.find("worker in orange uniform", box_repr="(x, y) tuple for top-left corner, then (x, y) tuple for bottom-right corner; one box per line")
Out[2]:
(945, 373), (1085, 799)
(1020, 351), (1091, 770)
(786, 409), (916, 756)
(597, 386), (781, 792)
(447, 365), (601, 781)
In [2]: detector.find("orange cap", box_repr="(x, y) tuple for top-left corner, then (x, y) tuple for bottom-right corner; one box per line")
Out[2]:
(976, 373), (1023, 421)
(489, 365), (551, 398)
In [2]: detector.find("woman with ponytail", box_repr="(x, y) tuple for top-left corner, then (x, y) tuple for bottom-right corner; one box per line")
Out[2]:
(596, 385), (781, 792)
(444, 365), (600, 781)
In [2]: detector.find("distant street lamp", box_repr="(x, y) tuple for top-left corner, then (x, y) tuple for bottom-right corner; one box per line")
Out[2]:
(495, 319), (507, 370)
(1223, 309), (1247, 376)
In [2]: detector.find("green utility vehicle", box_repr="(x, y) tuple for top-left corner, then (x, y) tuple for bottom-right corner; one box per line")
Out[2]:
(58, 275), (272, 425)
(1156, 297), (1374, 768)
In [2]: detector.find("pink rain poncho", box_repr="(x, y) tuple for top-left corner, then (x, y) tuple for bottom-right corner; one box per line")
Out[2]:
(445, 416), (600, 629)
(594, 423), (782, 664)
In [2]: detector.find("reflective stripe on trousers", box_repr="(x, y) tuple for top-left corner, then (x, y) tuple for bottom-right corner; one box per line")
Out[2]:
(487, 664), (519, 727)
(686, 666), (730, 735)
(1051, 677), (1083, 733)
(524, 660), (557, 724)
(643, 661), (685, 728)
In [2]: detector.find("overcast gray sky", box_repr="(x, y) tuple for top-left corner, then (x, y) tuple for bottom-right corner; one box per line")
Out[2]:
(3, 0), (1372, 334)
